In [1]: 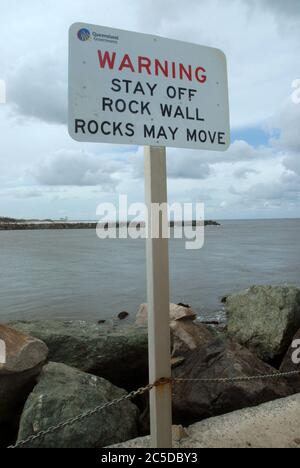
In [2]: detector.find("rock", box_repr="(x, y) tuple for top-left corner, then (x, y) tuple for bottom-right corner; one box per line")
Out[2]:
(202, 323), (228, 339)
(280, 328), (300, 393)
(201, 320), (220, 326)
(0, 325), (48, 427)
(118, 311), (129, 320)
(8, 320), (148, 391)
(0, 324), (48, 374)
(170, 320), (214, 357)
(172, 425), (188, 442)
(171, 303), (197, 321)
(226, 285), (300, 361)
(172, 337), (291, 426)
(110, 393), (300, 449)
(171, 357), (185, 368)
(17, 362), (139, 448)
(136, 303), (197, 326)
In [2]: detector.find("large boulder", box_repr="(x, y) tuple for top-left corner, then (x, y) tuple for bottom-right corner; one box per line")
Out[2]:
(17, 362), (139, 448)
(0, 325), (48, 424)
(226, 285), (300, 361)
(280, 328), (300, 394)
(110, 393), (300, 449)
(172, 337), (291, 426)
(9, 320), (148, 390)
(136, 303), (196, 326)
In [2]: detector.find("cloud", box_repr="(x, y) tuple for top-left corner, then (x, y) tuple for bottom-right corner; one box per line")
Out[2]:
(252, 0), (300, 18)
(167, 158), (212, 179)
(7, 48), (67, 124)
(172, 140), (275, 166)
(139, 0), (300, 29)
(1, 188), (44, 199)
(137, 0), (201, 30)
(3, 0), (299, 130)
(270, 101), (300, 155)
(130, 138), (280, 185)
(267, 101), (300, 181)
(234, 167), (259, 179)
(283, 154), (300, 177)
(228, 167), (300, 210)
(32, 150), (122, 189)
(130, 147), (213, 180)
(0, 0), (300, 219)
(226, 110), (300, 209)
(165, 139), (274, 180)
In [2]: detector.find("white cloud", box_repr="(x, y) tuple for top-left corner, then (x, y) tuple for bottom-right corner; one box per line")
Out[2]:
(7, 48), (67, 124)
(250, 0), (300, 19)
(2, 0), (299, 129)
(0, 0), (299, 219)
(270, 101), (300, 155)
(234, 167), (259, 179)
(32, 150), (122, 189)
(1, 188), (44, 199)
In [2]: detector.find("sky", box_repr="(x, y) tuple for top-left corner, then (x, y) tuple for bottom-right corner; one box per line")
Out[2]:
(0, 0), (299, 220)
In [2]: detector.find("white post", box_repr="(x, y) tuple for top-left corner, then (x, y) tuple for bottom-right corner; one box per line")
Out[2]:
(144, 145), (172, 448)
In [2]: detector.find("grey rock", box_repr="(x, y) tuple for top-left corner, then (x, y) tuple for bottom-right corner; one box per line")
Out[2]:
(226, 285), (300, 361)
(17, 362), (139, 448)
(9, 320), (148, 390)
(172, 337), (291, 426)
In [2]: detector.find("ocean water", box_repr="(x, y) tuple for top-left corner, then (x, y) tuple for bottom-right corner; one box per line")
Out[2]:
(0, 219), (299, 323)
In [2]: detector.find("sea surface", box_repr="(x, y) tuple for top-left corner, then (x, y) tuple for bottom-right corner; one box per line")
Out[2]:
(0, 219), (299, 323)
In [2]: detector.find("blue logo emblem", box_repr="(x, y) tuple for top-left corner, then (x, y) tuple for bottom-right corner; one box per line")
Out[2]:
(77, 28), (91, 41)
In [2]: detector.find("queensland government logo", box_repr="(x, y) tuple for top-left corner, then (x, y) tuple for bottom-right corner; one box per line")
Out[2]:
(77, 28), (91, 41)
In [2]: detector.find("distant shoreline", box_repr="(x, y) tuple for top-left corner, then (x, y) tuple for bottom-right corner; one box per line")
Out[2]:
(0, 220), (220, 231)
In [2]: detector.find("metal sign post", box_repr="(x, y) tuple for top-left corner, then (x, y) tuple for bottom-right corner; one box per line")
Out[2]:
(144, 145), (172, 448)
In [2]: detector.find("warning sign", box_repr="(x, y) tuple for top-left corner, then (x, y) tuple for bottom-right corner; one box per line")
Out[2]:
(68, 23), (230, 150)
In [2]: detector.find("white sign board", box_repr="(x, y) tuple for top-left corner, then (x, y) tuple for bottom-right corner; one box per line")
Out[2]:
(69, 23), (230, 150)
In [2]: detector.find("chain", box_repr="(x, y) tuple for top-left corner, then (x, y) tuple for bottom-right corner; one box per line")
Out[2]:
(7, 370), (300, 449)
(7, 380), (163, 449)
(173, 369), (300, 384)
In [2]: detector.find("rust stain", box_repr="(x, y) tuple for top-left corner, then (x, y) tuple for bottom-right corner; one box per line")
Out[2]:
(153, 378), (173, 394)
